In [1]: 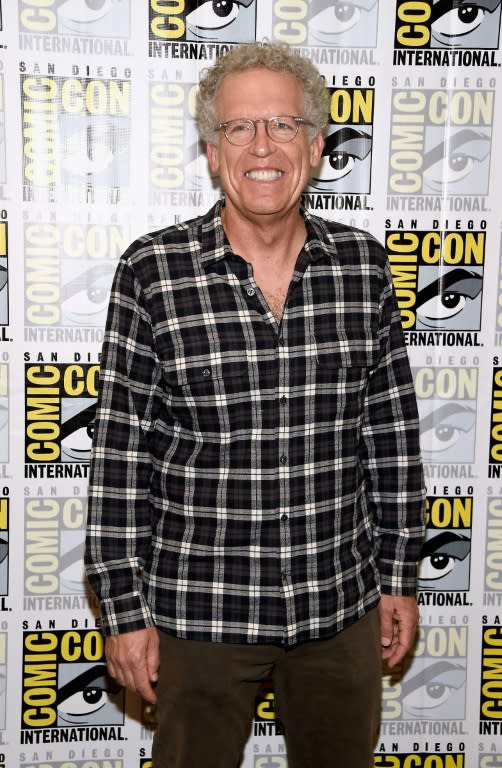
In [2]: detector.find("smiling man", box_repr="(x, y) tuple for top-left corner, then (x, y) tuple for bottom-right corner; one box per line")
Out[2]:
(85, 41), (425, 768)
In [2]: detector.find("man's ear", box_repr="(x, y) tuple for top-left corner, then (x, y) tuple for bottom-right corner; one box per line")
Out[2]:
(310, 131), (324, 168)
(206, 142), (219, 173)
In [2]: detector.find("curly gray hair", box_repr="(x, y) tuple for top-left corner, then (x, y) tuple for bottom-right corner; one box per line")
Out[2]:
(196, 41), (330, 144)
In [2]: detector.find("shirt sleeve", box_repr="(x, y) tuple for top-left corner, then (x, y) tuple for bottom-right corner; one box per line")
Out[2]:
(85, 249), (162, 635)
(360, 251), (426, 596)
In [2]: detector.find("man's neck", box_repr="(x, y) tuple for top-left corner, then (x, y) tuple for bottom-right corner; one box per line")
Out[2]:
(221, 204), (306, 270)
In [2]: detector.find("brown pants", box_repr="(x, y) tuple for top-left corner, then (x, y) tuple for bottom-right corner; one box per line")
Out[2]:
(152, 608), (381, 768)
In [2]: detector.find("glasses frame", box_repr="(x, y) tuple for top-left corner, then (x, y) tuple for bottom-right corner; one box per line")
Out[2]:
(215, 115), (316, 146)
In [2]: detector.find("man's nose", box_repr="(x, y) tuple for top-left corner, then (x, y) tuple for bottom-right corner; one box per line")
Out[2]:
(250, 122), (274, 156)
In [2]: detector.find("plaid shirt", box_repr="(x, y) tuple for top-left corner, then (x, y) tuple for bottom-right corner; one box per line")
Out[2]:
(85, 200), (425, 646)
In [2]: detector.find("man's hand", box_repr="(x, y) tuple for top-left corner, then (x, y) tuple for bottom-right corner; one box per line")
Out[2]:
(379, 594), (419, 668)
(105, 627), (160, 703)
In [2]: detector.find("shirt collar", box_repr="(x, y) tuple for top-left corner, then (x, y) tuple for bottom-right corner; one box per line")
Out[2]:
(198, 199), (339, 267)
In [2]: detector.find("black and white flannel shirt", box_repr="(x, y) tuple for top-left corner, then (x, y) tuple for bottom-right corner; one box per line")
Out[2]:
(85, 200), (425, 647)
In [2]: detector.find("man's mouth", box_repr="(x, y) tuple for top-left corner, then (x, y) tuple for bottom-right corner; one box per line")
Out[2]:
(245, 169), (283, 181)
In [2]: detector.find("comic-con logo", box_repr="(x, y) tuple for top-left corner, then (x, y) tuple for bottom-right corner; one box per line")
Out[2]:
(484, 496), (502, 592)
(24, 221), (125, 327)
(0, 364), (8, 464)
(254, 679), (283, 737)
(0, 73), (5, 187)
(418, 496), (471, 592)
(0, 633), (6, 731)
(149, 0), (257, 43)
(375, 756), (464, 767)
(387, 228), (484, 333)
(19, 0), (131, 37)
(488, 367), (502, 475)
(272, 0), (379, 47)
(0, 221), (8, 326)
(308, 86), (374, 194)
(20, 71), (131, 204)
(413, 366), (478, 464)
(382, 625), (467, 721)
(389, 89), (494, 196)
(480, 625), (502, 728)
(495, 232), (502, 345)
(24, 362), (98, 463)
(479, 756), (502, 767)
(149, 79), (215, 197)
(21, 630), (124, 729)
(394, 0), (501, 50)
(24, 496), (87, 597)
(0, 497), (8, 596)
(22, 762), (123, 768)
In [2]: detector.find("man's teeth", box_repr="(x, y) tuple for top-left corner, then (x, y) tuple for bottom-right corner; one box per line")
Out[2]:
(245, 169), (282, 180)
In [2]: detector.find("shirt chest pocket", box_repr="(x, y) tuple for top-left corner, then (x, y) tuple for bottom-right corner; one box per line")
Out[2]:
(312, 335), (380, 421)
(160, 357), (259, 434)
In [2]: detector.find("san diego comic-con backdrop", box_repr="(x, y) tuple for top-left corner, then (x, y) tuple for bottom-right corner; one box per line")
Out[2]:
(0, 1), (501, 766)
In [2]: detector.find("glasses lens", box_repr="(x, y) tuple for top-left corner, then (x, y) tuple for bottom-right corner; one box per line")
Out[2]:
(225, 119), (255, 145)
(267, 117), (298, 142)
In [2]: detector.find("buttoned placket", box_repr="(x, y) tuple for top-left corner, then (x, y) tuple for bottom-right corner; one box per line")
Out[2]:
(238, 253), (310, 644)
(277, 322), (296, 643)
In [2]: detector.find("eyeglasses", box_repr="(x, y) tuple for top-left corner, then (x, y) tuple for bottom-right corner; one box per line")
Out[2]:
(215, 115), (315, 146)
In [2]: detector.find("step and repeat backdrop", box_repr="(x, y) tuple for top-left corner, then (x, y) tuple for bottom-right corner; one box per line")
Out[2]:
(0, 1), (501, 766)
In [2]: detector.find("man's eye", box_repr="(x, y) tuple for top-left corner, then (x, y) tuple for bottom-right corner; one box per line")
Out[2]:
(229, 122), (252, 135)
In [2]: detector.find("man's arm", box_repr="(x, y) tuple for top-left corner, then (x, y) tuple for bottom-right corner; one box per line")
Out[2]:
(85, 247), (161, 638)
(360, 253), (426, 639)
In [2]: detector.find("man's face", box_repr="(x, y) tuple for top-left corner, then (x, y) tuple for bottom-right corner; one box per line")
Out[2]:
(206, 68), (324, 224)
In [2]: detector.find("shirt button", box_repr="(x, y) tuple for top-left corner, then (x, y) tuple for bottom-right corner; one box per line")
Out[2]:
(202, 368), (211, 377)
(280, 455), (287, 465)
(280, 395), (287, 405)
(246, 287), (255, 296)
(281, 513), (288, 521)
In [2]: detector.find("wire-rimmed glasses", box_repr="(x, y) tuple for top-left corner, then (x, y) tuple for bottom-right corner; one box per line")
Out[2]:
(215, 115), (315, 146)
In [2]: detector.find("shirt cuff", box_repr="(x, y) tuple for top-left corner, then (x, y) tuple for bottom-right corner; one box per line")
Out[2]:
(98, 591), (155, 636)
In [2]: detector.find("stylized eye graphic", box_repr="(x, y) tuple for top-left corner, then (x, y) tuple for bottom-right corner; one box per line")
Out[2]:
(57, 665), (122, 724)
(61, 123), (128, 176)
(419, 531), (470, 581)
(61, 265), (114, 324)
(61, 402), (96, 461)
(186, 0), (249, 33)
(309, 0), (377, 36)
(430, 0), (501, 44)
(423, 129), (490, 190)
(0, 400), (7, 432)
(58, 0), (114, 24)
(416, 268), (482, 327)
(420, 402), (475, 455)
(310, 3), (361, 35)
(312, 127), (372, 183)
(401, 660), (466, 718)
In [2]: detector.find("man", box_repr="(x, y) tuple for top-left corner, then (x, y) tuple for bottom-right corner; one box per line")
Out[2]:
(85, 41), (426, 767)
